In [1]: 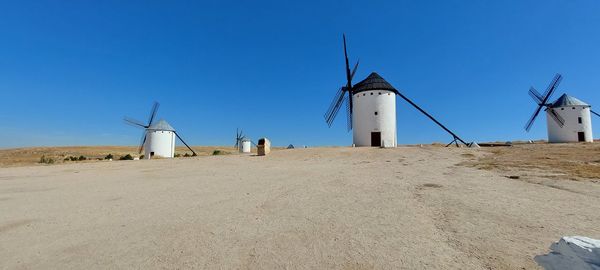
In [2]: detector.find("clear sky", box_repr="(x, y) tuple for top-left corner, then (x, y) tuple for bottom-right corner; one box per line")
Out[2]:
(1, 0), (599, 148)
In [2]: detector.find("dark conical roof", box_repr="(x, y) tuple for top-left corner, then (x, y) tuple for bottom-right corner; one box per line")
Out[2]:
(550, 94), (589, 108)
(352, 72), (399, 95)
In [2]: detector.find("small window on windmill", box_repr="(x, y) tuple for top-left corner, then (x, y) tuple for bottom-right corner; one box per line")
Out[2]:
(370, 92), (373, 95)
(363, 93), (365, 96)
(378, 92), (381, 95)
(572, 107), (576, 110)
(578, 117), (582, 124)
(388, 93), (391, 95)
(561, 108), (564, 110)
(374, 111), (378, 116)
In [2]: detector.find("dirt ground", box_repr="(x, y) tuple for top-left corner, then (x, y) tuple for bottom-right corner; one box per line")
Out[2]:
(464, 142), (600, 181)
(1, 146), (599, 269)
(0, 146), (237, 167)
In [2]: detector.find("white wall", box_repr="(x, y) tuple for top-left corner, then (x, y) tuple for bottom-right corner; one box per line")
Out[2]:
(241, 140), (251, 153)
(352, 90), (397, 147)
(144, 130), (176, 159)
(547, 106), (593, 143)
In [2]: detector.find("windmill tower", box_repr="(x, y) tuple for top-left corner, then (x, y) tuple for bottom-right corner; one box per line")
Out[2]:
(525, 74), (595, 143)
(234, 129), (252, 153)
(324, 34), (471, 147)
(124, 102), (197, 159)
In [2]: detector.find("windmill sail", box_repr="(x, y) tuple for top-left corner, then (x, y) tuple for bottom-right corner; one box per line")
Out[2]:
(525, 74), (562, 132)
(323, 34), (358, 131)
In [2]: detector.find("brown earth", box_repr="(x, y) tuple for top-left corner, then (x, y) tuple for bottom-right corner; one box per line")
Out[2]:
(1, 145), (599, 269)
(462, 142), (600, 181)
(0, 146), (238, 167)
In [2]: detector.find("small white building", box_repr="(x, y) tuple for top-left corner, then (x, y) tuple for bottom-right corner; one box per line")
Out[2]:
(546, 94), (593, 143)
(144, 119), (176, 159)
(352, 72), (399, 147)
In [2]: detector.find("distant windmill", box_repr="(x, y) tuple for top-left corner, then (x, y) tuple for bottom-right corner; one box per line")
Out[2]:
(234, 128), (253, 153)
(324, 34), (471, 147)
(124, 102), (197, 159)
(525, 74), (594, 143)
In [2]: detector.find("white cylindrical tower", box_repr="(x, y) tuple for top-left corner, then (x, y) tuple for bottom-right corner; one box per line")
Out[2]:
(546, 94), (593, 143)
(240, 139), (252, 153)
(144, 120), (176, 159)
(351, 72), (398, 147)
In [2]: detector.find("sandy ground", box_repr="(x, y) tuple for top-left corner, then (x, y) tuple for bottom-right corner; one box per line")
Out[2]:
(0, 146), (236, 167)
(1, 147), (599, 269)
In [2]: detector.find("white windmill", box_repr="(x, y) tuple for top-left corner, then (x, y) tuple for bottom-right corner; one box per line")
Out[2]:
(324, 34), (471, 147)
(525, 74), (596, 143)
(234, 128), (253, 153)
(124, 102), (197, 159)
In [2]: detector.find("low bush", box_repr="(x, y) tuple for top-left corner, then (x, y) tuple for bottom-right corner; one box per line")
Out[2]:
(104, 154), (114, 160)
(78, 155), (87, 161)
(39, 155), (55, 164)
(119, 154), (134, 160)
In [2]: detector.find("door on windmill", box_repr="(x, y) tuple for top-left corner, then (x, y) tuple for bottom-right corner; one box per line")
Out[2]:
(578, 132), (586, 142)
(371, 132), (382, 147)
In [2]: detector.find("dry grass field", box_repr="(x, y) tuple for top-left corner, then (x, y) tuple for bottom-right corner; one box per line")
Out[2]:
(0, 146), (238, 167)
(462, 143), (600, 181)
(1, 144), (599, 269)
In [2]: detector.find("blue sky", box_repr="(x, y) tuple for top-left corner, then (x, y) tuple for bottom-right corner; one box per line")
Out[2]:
(1, 0), (600, 147)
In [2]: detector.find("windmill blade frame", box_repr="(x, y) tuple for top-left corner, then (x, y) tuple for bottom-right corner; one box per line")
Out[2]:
(324, 87), (346, 127)
(138, 132), (146, 154)
(528, 87), (543, 104)
(124, 117), (148, 128)
(342, 34), (356, 117)
(524, 74), (563, 132)
(591, 110), (600, 118)
(548, 108), (565, 127)
(234, 128), (246, 148)
(324, 34), (358, 130)
(524, 104), (545, 132)
(345, 94), (352, 131)
(324, 87), (344, 122)
(147, 102), (160, 127)
(350, 59), (359, 81)
(541, 74), (563, 101)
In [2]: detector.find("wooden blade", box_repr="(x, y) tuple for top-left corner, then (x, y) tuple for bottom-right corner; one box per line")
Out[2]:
(124, 117), (148, 128)
(548, 108), (565, 127)
(138, 132), (146, 154)
(343, 34), (353, 90)
(324, 87), (346, 127)
(350, 59), (359, 81)
(528, 87), (543, 104)
(147, 102), (160, 126)
(541, 74), (562, 103)
(592, 110), (600, 118)
(525, 104), (545, 132)
(345, 94), (352, 131)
